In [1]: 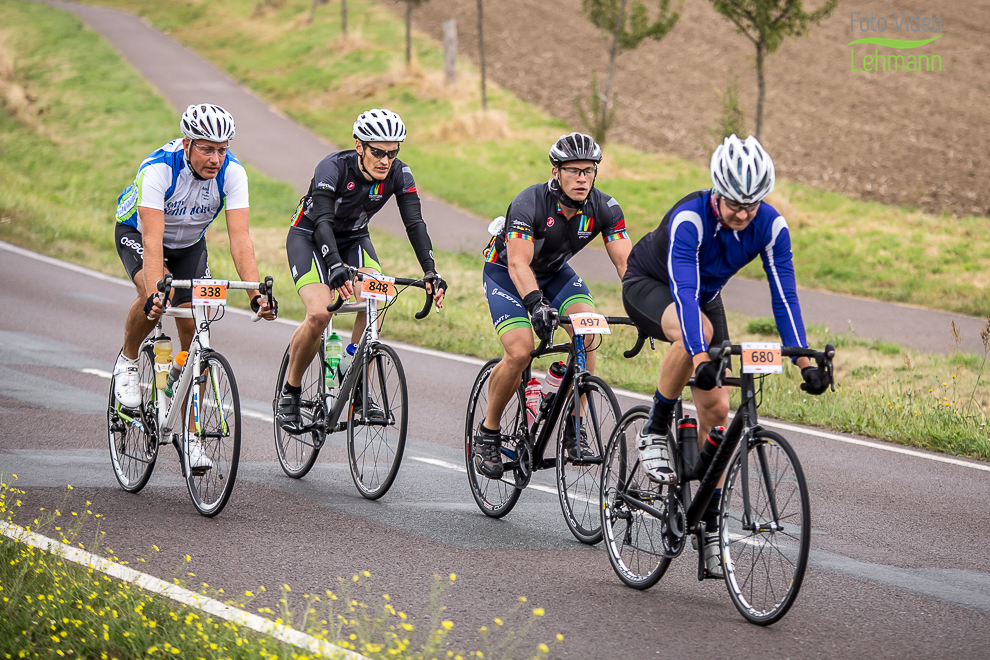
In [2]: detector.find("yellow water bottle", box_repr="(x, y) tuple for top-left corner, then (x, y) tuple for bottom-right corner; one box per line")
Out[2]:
(154, 336), (172, 389)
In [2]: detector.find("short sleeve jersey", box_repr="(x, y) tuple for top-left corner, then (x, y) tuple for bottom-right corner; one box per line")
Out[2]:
(289, 150), (418, 234)
(484, 183), (628, 279)
(115, 139), (249, 250)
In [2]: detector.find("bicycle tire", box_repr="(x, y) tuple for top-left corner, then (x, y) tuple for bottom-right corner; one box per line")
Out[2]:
(184, 350), (241, 517)
(600, 406), (673, 589)
(721, 429), (811, 625)
(555, 374), (619, 545)
(107, 345), (158, 493)
(464, 358), (523, 518)
(346, 343), (407, 500)
(273, 344), (327, 478)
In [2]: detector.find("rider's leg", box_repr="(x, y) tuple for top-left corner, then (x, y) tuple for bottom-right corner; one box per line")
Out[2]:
(121, 267), (158, 360)
(349, 266), (380, 345)
(285, 283), (334, 388)
(483, 326), (535, 430)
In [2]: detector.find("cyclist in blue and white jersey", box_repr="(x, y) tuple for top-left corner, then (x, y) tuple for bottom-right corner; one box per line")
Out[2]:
(473, 132), (631, 479)
(112, 104), (277, 466)
(622, 134), (831, 576)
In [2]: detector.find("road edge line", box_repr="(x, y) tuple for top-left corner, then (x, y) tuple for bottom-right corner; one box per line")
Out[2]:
(0, 521), (370, 660)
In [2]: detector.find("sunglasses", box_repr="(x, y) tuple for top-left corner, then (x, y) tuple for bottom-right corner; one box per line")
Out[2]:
(722, 197), (761, 214)
(363, 143), (400, 160)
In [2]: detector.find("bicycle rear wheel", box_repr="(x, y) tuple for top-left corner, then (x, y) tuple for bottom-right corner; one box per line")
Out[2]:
(346, 343), (407, 500)
(108, 345), (158, 493)
(721, 429), (810, 625)
(464, 358), (523, 518)
(600, 406), (672, 589)
(184, 351), (241, 517)
(555, 375), (619, 545)
(273, 344), (327, 478)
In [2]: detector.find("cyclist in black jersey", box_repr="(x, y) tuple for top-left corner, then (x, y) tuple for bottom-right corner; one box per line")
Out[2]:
(474, 132), (632, 479)
(278, 109), (445, 428)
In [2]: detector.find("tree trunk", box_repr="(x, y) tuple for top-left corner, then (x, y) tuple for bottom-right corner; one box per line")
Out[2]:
(477, 0), (487, 110)
(341, 0), (347, 35)
(405, 1), (413, 66)
(442, 19), (457, 85)
(600, 0), (627, 145)
(755, 40), (765, 141)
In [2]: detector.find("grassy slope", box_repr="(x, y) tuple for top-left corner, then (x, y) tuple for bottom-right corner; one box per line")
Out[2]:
(0, 0), (988, 459)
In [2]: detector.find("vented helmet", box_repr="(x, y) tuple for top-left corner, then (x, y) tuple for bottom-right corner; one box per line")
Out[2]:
(180, 103), (236, 142)
(548, 132), (602, 166)
(352, 108), (407, 143)
(710, 134), (775, 204)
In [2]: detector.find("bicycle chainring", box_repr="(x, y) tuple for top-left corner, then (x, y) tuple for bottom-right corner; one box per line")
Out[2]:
(660, 490), (687, 558)
(513, 437), (533, 489)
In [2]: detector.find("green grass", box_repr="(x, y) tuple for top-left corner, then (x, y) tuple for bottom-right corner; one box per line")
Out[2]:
(1, 0), (989, 460)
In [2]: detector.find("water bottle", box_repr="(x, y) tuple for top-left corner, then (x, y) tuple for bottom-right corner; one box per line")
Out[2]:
(339, 343), (358, 382)
(676, 417), (700, 479)
(698, 426), (726, 473)
(325, 332), (343, 388)
(164, 350), (188, 397)
(545, 361), (566, 390)
(525, 378), (542, 428)
(153, 336), (172, 390)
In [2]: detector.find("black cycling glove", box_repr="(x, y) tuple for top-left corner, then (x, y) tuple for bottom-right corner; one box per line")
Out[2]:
(251, 294), (279, 318)
(523, 290), (558, 342)
(423, 270), (447, 297)
(800, 365), (831, 395)
(327, 262), (350, 291)
(693, 360), (721, 391)
(143, 293), (167, 316)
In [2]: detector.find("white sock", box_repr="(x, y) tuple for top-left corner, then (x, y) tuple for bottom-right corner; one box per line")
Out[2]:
(114, 352), (138, 372)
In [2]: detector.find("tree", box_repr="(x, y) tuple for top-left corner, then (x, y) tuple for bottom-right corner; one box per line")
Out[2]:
(397, 0), (431, 67)
(709, 0), (837, 140)
(580, 0), (679, 145)
(477, 0), (487, 110)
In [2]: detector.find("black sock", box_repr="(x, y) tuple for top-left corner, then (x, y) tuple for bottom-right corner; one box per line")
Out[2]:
(282, 383), (301, 395)
(480, 423), (499, 436)
(703, 488), (722, 531)
(647, 390), (676, 436)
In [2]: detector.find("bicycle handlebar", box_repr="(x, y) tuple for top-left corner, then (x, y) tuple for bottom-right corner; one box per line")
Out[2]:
(325, 268), (447, 320)
(707, 341), (837, 391)
(529, 315), (636, 359)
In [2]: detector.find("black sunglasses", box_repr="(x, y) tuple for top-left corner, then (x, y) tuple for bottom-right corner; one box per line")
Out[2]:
(722, 197), (761, 214)
(363, 143), (400, 160)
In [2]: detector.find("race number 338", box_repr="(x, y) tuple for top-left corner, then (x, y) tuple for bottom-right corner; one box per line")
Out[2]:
(741, 342), (783, 374)
(192, 279), (228, 306)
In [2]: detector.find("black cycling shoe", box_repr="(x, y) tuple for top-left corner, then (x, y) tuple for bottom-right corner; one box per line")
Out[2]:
(276, 390), (302, 432)
(563, 424), (596, 461)
(352, 389), (385, 421)
(473, 427), (504, 479)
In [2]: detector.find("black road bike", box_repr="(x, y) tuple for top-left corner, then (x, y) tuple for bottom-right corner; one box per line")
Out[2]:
(600, 339), (835, 625)
(464, 315), (635, 544)
(273, 270), (442, 499)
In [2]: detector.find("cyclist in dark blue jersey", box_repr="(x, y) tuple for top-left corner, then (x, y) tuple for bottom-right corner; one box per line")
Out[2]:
(277, 109), (445, 428)
(622, 134), (831, 576)
(474, 133), (632, 479)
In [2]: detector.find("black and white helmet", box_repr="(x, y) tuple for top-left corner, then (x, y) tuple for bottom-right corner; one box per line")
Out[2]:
(549, 132), (602, 167)
(180, 103), (236, 142)
(710, 134), (775, 204)
(352, 108), (407, 143)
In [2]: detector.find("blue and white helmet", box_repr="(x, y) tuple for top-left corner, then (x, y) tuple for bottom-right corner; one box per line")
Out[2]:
(180, 103), (236, 142)
(710, 134), (775, 204)
(352, 108), (407, 143)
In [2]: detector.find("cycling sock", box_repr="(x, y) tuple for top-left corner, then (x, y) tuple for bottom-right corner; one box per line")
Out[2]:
(114, 352), (137, 373)
(479, 423), (500, 436)
(282, 383), (302, 395)
(703, 488), (722, 530)
(646, 390), (677, 436)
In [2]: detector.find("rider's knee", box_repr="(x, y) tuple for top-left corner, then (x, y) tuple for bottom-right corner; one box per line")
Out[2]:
(306, 309), (332, 329)
(704, 397), (730, 424)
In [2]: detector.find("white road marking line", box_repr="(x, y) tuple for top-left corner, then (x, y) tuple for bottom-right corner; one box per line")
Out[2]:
(7, 239), (988, 473)
(407, 457), (593, 502)
(81, 368), (114, 379)
(0, 521), (370, 660)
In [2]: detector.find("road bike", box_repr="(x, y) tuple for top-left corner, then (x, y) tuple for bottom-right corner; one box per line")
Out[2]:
(464, 314), (636, 544)
(600, 338), (835, 625)
(273, 270), (443, 500)
(107, 274), (274, 517)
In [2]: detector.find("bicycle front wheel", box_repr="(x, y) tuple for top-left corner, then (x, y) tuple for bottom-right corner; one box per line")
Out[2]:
(600, 406), (672, 589)
(273, 344), (326, 478)
(184, 351), (241, 517)
(555, 375), (619, 545)
(464, 358), (523, 518)
(107, 345), (158, 493)
(346, 343), (407, 500)
(721, 429), (811, 625)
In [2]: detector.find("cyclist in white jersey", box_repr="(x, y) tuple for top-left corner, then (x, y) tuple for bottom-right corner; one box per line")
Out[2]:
(111, 104), (276, 467)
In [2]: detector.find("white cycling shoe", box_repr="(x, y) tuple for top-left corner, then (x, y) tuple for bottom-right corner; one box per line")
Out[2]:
(185, 434), (213, 472)
(692, 532), (725, 579)
(113, 361), (142, 409)
(636, 429), (676, 484)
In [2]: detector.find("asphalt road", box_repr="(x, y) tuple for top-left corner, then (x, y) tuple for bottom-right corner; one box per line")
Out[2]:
(2, 241), (990, 658)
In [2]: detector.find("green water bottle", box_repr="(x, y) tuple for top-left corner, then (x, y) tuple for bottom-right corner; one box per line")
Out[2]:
(325, 332), (343, 388)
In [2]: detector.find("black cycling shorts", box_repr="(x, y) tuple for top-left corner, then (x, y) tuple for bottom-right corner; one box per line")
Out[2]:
(286, 227), (382, 291)
(114, 223), (210, 306)
(622, 275), (729, 350)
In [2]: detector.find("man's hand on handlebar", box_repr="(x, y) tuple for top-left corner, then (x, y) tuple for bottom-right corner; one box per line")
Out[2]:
(251, 293), (278, 321)
(423, 270), (447, 309)
(692, 358), (722, 391)
(800, 364), (831, 395)
(327, 262), (354, 302)
(143, 293), (166, 321)
(523, 290), (557, 342)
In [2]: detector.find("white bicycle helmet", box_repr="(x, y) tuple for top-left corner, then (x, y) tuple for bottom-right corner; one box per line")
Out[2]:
(710, 134), (775, 204)
(180, 103), (236, 142)
(352, 108), (407, 143)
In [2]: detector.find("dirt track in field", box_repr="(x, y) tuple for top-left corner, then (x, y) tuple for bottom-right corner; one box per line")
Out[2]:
(403, 0), (990, 217)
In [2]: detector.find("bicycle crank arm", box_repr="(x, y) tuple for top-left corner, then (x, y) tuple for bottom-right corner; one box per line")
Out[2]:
(617, 490), (666, 521)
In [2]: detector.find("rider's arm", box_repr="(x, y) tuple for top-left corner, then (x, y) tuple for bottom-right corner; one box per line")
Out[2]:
(503, 190), (540, 298)
(758, 215), (809, 364)
(137, 207), (166, 300)
(601, 196), (631, 280)
(667, 210), (709, 357)
(224, 208), (265, 303)
(393, 166), (436, 273)
(506, 238), (540, 298)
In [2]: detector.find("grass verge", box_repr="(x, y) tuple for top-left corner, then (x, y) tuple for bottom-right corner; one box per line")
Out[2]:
(0, 478), (560, 659)
(1, 0), (988, 459)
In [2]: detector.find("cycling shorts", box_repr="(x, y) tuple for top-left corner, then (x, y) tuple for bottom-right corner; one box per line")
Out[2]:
(622, 275), (729, 352)
(483, 262), (594, 337)
(286, 226), (382, 291)
(115, 223), (210, 306)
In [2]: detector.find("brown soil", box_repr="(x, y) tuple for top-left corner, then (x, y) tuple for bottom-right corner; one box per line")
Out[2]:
(402, 0), (990, 217)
